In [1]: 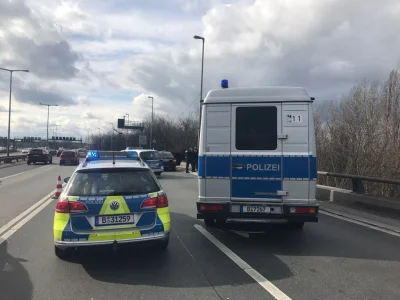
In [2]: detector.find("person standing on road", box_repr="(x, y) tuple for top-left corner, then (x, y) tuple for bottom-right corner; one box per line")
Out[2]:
(185, 148), (193, 173)
(193, 147), (198, 172)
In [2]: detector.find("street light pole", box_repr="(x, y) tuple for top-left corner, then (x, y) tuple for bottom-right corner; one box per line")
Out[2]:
(0, 67), (29, 156)
(148, 96), (154, 149)
(125, 113), (130, 148)
(193, 35), (205, 134)
(40, 103), (58, 149)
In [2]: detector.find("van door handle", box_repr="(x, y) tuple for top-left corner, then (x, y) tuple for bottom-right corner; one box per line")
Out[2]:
(232, 164), (244, 169)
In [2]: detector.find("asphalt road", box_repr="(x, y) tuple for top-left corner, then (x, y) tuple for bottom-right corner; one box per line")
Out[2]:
(1, 164), (400, 300)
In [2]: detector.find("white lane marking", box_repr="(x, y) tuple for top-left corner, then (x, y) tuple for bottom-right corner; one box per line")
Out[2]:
(194, 224), (292, 300)
(0, 188), (57, 243)
(320, 210), (400, 238)
(0, 165), (51, 181)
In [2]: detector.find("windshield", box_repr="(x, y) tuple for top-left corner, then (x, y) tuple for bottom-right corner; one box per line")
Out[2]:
(160, 152), (174, 159)
(62, 151), (75, 157)
(140, 151), (160, 160)
(30, 149), (43, 154)
(64, 168), (160, 196)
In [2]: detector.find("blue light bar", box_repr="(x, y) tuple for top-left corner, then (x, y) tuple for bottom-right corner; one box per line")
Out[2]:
(221, 79), (228, 89)
(86, 150), (140, 161)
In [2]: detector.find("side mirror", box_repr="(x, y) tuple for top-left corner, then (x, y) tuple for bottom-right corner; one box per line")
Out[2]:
(64, 177), (70, 183)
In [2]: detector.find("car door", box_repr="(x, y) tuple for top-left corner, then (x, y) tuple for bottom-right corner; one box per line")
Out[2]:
(230, 103), (283, 202)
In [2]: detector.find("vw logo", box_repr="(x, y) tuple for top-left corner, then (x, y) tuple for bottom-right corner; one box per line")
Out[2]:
(110, 200), (120, 211)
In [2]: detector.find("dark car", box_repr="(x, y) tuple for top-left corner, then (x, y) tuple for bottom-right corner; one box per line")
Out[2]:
(159, 151), (177, 171)
(57, 149), (64, 157)
(59, 151), (80, 166)
(27, 148), (53, 165)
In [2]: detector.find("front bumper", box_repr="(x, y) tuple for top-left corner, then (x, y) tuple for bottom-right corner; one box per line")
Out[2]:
(55, 231), (169, 248)
(197, 202), (319, 223)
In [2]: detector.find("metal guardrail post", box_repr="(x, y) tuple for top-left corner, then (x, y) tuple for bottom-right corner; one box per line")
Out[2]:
(352, 178), (365, 194)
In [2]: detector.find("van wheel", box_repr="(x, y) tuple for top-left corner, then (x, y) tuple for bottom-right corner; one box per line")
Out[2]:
(288, 222), (304, 229)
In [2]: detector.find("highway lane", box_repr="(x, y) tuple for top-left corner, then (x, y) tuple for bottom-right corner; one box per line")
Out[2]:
(1, 171), (400, 299)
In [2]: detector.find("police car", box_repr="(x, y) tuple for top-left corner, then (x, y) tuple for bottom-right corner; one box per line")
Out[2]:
(197, 81), (318, 228)
(53, 150), (170, 258)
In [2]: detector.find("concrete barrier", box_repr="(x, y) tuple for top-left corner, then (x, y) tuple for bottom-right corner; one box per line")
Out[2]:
(317, 184), (400, 212)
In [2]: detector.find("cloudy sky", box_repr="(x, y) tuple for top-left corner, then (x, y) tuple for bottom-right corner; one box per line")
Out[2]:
(0, 0), (399, 139)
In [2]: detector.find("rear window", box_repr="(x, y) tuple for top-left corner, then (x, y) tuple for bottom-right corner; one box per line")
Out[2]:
(62, 151), (75, 157)
(140, 151), (160, 160)
(64, 168), (160, 196)
(30, 149), (44, 154)
(235, 106), (277, 150)
(160, 152), (174, 159)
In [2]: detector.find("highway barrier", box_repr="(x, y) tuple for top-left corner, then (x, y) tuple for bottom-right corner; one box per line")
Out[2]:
(0, 154), (27, 164)
(317, 171), (400, 212)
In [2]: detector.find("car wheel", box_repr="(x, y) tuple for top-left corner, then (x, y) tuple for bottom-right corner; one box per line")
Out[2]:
(49, 159), (53, 164)
(59, 162), (63, 166)
(27, 161), (31, 165)
(158, 237), (169, 250)
(172, 166), (176, 171)
(54, 246), (72, 259)
(287, 222), (304, 230)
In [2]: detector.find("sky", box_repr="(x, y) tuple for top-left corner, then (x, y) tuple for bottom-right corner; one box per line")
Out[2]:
(0, 0), (399, 139)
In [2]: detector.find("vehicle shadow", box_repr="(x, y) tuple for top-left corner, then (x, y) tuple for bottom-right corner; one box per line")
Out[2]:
(0, 240), (33, 300)
(80, 212), (294, 289)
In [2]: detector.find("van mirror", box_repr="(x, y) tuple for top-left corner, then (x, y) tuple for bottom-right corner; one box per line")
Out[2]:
(63, 177), (70, 183)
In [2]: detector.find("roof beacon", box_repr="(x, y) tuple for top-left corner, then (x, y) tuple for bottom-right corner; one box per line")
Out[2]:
(221, 79), (228, 89)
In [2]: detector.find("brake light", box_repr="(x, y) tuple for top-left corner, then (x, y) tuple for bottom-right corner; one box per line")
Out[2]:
(199, 204), (225, 211)
(55, 200), (69, 213)
(141, 195), (169, 209)
(157, 195), (168, 208)
(55, 200), (87, 213)
(290, 207), (316, 214)
(43, 151), (46, 155)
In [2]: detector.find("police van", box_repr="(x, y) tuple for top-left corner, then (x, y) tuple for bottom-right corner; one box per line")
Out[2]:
(196, 81), (318, 229)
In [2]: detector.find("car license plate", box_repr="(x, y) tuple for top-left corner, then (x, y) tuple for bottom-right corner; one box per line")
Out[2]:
(95, 215), (134, 226)
(241, 206), (271, 213)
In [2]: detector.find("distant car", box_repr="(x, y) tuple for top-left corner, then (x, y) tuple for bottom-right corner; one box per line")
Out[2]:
(77, 148), (87, 158)
(53, 150), (170, 258)
(59, 151), (80, 166)
(127, 149), (164, 176)
(57, 148), (65, 157)
(27, 148), (53, 165)
(159, 151), (177, 171)
(48, 149), (57, 156)
(22, 148), (31, 154)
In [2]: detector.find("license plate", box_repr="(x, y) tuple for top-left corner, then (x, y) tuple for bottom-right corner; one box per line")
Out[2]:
(241, 206), (271, 213)
(95, 215), (134, 226)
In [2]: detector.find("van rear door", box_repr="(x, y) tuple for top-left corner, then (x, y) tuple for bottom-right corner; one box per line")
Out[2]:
(231, 104), (283, 202)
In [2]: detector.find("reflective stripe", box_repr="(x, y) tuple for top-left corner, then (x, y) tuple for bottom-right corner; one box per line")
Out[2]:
(53, 212), (69, 240)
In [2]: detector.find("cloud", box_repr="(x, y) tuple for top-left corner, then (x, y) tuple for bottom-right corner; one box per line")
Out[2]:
(13, 85), (77, 106)
(77, 96), (91, 106)
(81, 111), (98, 119)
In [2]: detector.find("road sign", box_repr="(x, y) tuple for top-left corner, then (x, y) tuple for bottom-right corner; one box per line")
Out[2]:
(139, 135), (147, 145)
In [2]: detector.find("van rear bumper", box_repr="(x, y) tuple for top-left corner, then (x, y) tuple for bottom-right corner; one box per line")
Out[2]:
(196, 201), (318, 223)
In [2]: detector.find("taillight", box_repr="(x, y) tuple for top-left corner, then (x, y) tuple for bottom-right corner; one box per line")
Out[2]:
(43, 151), (46, 155)
(289, 207), (316, 214)
(199, 204), (225, 211)
(141, 195), (169, 209)
(55, 200), (69, 213)
(55, 200), (87, 213)
(157, 195), (168, 208)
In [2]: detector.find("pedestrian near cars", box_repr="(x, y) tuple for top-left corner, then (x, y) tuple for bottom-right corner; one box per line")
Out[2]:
(185, 148), (193, 173)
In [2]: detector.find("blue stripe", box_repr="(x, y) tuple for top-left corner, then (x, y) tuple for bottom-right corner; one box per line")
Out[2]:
(199, 155), (317, 180)
(232, 179), (282, 199)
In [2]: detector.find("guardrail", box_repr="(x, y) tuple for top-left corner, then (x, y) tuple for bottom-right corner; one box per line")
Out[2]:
(318, 171), (400, 194)
(0, 154), (27, 164)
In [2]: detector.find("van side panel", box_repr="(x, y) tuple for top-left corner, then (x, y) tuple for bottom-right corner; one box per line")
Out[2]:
(282, 104), (310, 204)
(199, 104), (231, 202)
(308, 103), (317, 204)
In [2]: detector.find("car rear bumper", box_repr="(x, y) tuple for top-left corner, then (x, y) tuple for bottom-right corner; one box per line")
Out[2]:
(196, 201), (319, 223)
(55, 231), (169, 248)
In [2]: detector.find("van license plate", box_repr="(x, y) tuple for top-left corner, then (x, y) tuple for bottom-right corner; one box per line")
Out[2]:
(96, 215), (134, 226)
(241, 206), (271, 213)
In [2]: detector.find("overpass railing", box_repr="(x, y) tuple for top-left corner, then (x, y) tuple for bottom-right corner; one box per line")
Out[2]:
(318, 171), (400, 194)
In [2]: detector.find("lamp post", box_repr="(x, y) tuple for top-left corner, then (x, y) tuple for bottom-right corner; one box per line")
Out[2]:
(0, 67), (29, 156)
(40, 103), (58, 149)
(193, 35), (205, 133)
(148, 96), (154, 149)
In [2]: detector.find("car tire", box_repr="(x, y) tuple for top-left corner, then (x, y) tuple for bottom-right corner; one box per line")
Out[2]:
(287, 222), (304, 230)
(49, 159), (53, 164)
(44, 160), (48, 165)
(27, 161), (31, 165)
(159, 237), (169, 250)
(172, 166), (176, 171)
(54, 246), (72, 259)
(59, 162), (63, 166)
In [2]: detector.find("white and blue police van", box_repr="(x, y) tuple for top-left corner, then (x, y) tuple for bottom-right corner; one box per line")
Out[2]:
(196, 80), (318, 229)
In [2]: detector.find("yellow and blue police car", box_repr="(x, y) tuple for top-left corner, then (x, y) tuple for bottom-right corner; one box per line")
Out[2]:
(53, 150), (170, 258)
